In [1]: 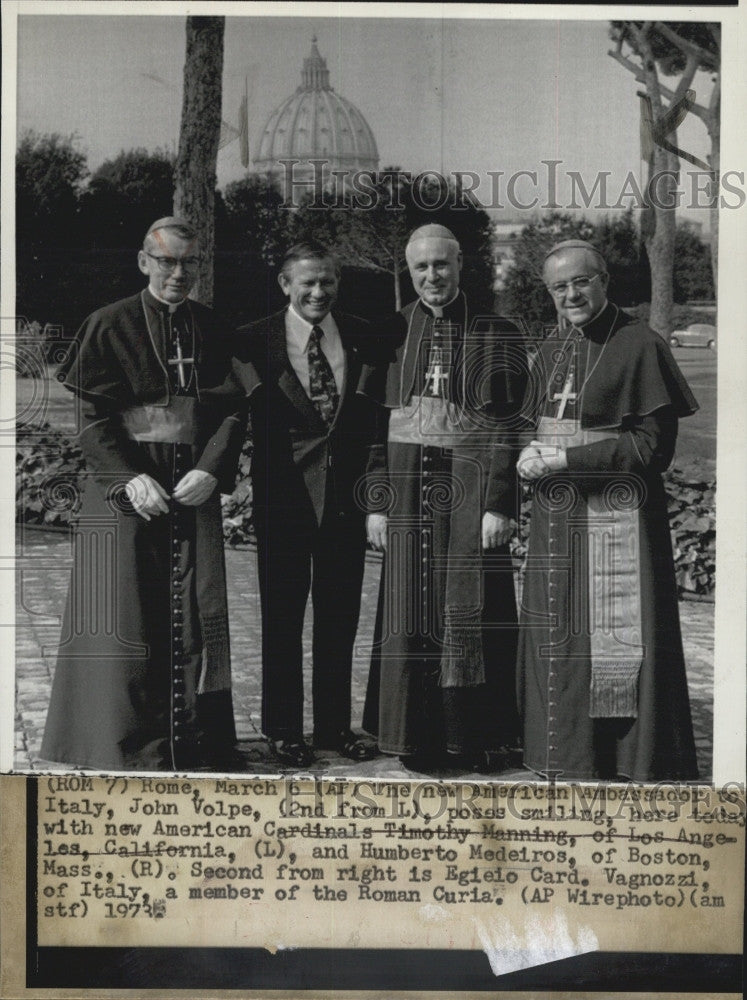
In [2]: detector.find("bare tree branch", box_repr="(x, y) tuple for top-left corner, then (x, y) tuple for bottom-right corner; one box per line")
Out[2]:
(608, 47), (647, 84)
(654, 22), (719, 70)
(670, 53), (700, 106)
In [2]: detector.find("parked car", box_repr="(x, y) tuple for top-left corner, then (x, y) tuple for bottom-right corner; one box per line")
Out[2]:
(669, 323), (717, 351)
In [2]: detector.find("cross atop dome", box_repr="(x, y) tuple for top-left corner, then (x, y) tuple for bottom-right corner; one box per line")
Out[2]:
(300, 36), (331, 91)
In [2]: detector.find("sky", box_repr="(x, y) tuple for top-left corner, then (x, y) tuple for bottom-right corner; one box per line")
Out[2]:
(15, 11), (716, 227)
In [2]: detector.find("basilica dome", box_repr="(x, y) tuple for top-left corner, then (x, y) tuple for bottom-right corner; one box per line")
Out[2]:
(254, 37), (379, 188)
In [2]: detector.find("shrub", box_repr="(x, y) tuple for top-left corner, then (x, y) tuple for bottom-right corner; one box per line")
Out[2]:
(514, 465), (715, 598)
(16, 424), (84, 526)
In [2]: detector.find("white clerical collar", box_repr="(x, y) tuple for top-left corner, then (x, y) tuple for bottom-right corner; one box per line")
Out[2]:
(148, 286), (187, 313)
(578, 299), (609, 328)
(419, 290), (460, 319)
(287, 303), (337, 349)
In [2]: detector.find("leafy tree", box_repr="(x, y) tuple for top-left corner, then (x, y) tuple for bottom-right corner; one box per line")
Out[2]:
(595, 207), (649, 305)
(673, 222), (714, 303)
(16, 130), (88, 248)
(173, 15), (225, 306)
(326, 170), (412, 310)
(81, 148), (175, 249)
(608, 22), (720, 332)
(222, 173), (290, 264)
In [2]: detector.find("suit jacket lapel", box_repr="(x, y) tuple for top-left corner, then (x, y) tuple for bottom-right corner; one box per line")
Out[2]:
(269, 310), (327, 430)
(331, 313), (361, 429)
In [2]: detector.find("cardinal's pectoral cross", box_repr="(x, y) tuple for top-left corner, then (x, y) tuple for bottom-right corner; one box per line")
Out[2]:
(167, 338), (195, 390)
(425, 346), (450, 398)
(550, 365), (577, 420)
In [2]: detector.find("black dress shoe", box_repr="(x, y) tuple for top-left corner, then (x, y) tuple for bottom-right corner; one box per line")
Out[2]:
(447, 748), (506, 774)
(398, 749), (445, 773)
(270, 738), (315, 768)
(199, 743), (246, 772)
(313, 730), (378, 761)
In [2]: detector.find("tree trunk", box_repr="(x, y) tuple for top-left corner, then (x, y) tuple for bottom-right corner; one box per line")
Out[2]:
(644, 142), (678, 336)
(173, 16), (224, 306)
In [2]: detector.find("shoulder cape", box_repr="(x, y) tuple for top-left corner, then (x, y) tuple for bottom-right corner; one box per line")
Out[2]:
(56, 292), (227, 407)
(536, 306), (698, 428)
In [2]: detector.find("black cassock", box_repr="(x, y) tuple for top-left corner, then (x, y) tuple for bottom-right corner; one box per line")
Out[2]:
(41, 289), (245, 770)
(517, 303), (699, 781)
(362, 294), (527, 758)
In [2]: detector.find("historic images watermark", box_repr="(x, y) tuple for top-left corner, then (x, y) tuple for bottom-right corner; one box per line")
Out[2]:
(274, 159), (745, 212)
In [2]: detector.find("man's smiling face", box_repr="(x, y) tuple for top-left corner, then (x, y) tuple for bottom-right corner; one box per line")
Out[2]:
(278, 256), (339, 324)
(406, 237), (462, 308)
(544, 247), (608, 327)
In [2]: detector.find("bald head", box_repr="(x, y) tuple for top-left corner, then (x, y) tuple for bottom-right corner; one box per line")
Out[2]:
(407, 223), (460, 249)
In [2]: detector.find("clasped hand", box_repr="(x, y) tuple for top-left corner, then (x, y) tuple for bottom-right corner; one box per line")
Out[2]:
(125, 470), (217, 520)
(367, 511), (514, 551)
(517, 441), (567, 481)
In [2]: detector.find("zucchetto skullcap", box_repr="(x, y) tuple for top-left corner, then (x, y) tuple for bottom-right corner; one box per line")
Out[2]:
(407, 224), (460, 246)
(544, 239), (605, 266)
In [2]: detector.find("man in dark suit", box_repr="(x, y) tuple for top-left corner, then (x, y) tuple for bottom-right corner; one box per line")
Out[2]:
(232, 242), (385, 767)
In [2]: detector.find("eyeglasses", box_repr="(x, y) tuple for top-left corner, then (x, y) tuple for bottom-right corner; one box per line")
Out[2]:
(547, 273), (604, 298)
(144, 252), (200, 273)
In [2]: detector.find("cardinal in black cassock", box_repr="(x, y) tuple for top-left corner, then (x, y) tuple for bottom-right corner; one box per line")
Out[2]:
(361, 225), (527, 772)
(41, 218), (245, 771)
(517, 240), (699, 782)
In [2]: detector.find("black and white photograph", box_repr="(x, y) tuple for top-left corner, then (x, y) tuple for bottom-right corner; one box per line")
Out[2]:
(9, 6), (728, 780)
(1, 1), (744, 995)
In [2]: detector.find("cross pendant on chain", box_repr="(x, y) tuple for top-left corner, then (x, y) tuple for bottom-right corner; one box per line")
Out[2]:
(426, 364), (449, 397)
(425, 344), (450, 397)
(167, 339), (195, 389)
(551, 366), (577, 420)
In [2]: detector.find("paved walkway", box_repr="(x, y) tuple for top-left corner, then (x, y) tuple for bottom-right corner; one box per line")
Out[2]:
(14, 528), (714, 781)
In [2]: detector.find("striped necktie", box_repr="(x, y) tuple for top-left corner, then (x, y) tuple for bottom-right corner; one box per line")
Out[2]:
(307, 325), (339, 425)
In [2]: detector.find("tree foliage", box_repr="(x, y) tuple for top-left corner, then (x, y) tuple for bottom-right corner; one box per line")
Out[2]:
(81, 148), (175, 248)
(222, 173), (291, 265)
(673, 223), (714, 303)
(16, 130), (88, 247)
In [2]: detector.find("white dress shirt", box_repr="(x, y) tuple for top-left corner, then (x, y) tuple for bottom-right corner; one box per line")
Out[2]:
(285, 305), (346, 397)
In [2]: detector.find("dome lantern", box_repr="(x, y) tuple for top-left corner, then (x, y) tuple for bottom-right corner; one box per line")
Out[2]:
(300, 36), (331, 91)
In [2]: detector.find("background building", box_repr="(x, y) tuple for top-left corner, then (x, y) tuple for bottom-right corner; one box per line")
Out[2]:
(253, 36), (379, 192)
